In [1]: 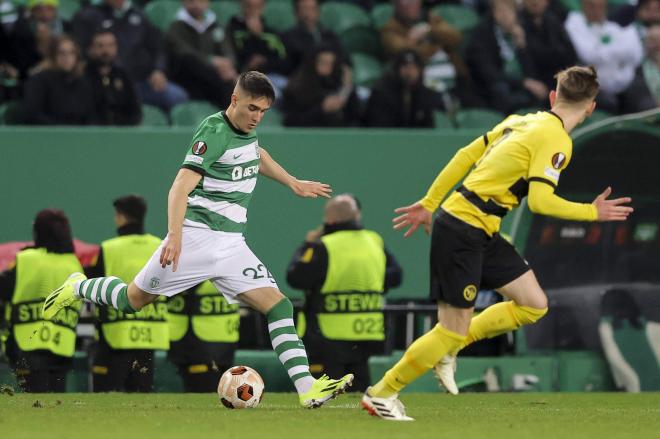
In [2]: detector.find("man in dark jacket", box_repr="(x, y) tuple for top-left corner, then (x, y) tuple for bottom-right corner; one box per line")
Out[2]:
(72, 0), (188, 112)
(226, 0), (287, 75)
(287, 194), (403, 392)
(86, 30), (141, 125)
(281, 0), (346, 74)
(520, 0), (577, 90)
(466, 0), (546, 113)
(166, 0), (237, 107)
(364, 49), (439, 128)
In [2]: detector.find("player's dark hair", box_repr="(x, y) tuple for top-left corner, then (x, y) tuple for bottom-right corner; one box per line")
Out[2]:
(554, 66), (600, 103)
(237, 71), (275, 103)
(113, 194), (147, 225)
(33, 209), (75, 254)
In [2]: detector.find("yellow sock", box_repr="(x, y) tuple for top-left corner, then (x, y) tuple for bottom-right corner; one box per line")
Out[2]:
(370, 324), (466, 398)
(458, 301), (548, 350)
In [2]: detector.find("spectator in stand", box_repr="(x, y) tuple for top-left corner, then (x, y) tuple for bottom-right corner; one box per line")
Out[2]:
(86, 30), (141, 125)
(380, 0), (476, 109)
(72, 0), (188, 112)
(565, 0), (655, 113)
(0, 23), (20, 102)
(521, 0), (577, 91)
(23, 35), (97, 125)
(283, 46), (359, 127)
(281, 0), (346, 75)
(642, 24), (660, 105)
(8, 0), (67, 78)
(166, 0), (237, 108)
(612, 0), (660, 37)
(226, 0), (287, 91)
(364, 49), (439, 128)
(466, 0), (547, 113)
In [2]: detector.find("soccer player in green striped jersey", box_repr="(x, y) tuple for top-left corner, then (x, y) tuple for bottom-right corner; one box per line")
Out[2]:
(43, 72), (354, 406)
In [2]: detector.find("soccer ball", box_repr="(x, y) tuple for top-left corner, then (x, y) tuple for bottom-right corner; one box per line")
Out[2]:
(217, 366), (265, 409)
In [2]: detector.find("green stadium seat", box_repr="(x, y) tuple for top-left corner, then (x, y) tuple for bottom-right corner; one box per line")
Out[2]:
(141, 104), (169, 126)
(144, 0), (179, 32)
(170, 101), (220, 127)
(260, 107), (283, 128)
(455, 108), (505, 129)
(210, 1), (241, 27)
(339, 25), (381, 58)
(58, 0), (81, 22)
(431, 5), (479, 33)
(583, 109), (614, 126)
(0, 100), (23, 125)
(320, 2), (370, 33)
(558, 0), (581, 11)
(434, 111), (454, 129)
(350, 53), (383, 87)
(263, 1), (296, 33)
(371, 3), (393, 29)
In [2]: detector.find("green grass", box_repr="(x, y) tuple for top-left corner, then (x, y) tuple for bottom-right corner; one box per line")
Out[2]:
(1, 393), (660, 439)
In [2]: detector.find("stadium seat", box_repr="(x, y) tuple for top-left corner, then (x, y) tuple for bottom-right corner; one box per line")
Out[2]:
(431, 5), (479, 33)
(141, 104), (169, 126)
(320, 2), (371, 34)
(263, 1), (296, 33)
(350, 53), (383, 87)
(260, 107), (283, 128)
(371, 3), (393, 28)
(210, 1), (241, 27)
(339, 25), (381, 58)
(434, 111), (454, 129)
(583, 109), (614, 126)
(58, 0), (81, 22)
(0, 100), (23, 125)
(144, 0), (179, 32)
(170, 101), (220, 127)
(455, 108), (505, 129)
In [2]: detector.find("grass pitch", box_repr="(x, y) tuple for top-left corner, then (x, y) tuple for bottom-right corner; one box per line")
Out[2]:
(1, 392), (659, 439)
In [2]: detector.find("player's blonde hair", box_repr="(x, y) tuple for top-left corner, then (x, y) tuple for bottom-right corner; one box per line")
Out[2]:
(554, 66), (600, 104)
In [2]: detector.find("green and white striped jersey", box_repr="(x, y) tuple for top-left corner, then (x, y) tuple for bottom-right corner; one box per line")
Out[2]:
(181, 112), (260, 234)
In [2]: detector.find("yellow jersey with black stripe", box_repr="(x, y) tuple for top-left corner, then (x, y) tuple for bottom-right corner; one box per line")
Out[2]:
(421, 111), (597, 235)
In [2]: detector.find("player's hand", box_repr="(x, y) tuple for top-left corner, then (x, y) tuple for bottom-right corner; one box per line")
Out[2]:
(592, 187), (633, 221)
(160, 232), (182, 271)
(290, 179), (332, 199)
(393, 202), (433, 238)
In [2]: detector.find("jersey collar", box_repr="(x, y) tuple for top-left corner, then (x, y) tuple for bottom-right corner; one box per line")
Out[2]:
(547, 110), (564, 128)
(222, 111), (249, 136)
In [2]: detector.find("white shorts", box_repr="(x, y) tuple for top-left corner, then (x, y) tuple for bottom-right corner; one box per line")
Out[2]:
(134, 227), (279, 304)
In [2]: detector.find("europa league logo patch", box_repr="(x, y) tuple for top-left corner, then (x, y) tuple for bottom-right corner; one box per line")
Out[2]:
(551, 152), (566, 170)
(192, 141), (207, 155)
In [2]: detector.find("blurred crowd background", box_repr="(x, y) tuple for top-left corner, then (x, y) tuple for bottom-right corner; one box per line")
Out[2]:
(0, 0), (658, 129)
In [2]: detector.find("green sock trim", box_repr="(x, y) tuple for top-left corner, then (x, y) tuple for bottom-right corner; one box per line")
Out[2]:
(266, 297), (293, 323)
(116, 286), (137, 313)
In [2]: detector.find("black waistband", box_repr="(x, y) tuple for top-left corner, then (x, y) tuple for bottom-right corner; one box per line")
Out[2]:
(457, 185), (508, 218)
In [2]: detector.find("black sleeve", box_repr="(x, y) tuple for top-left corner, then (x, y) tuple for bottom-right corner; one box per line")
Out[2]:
(84, 248), (105, 278)
(122, 72), (142, 126)
(383, 248), (403, 292)
(286, 242), (328, 291)
(0, 267), (17, 302)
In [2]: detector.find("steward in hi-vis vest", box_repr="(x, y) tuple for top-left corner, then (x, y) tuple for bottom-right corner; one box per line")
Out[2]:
(167, 280), (240, 392)
(86, 195), (167, 392)
(0, 209), (82, 392)
(286, 195), (402, 391)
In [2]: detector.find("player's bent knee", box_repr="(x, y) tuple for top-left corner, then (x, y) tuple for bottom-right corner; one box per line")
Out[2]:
(127, 283), (157, 311)
(513, 302), (548, 326)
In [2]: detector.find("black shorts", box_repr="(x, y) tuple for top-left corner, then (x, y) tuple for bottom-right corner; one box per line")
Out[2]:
(429, 210), (531, 308)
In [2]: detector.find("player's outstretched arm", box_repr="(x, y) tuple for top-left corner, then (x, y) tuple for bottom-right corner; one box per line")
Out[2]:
(393, 202), (433, 238)
(528, 182), (633, 222)
(258, 147), (332, 199)
(160, 168), (202, 272)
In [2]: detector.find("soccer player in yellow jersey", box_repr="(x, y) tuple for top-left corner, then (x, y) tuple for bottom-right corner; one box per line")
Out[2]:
(361, 66), (634, 421)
